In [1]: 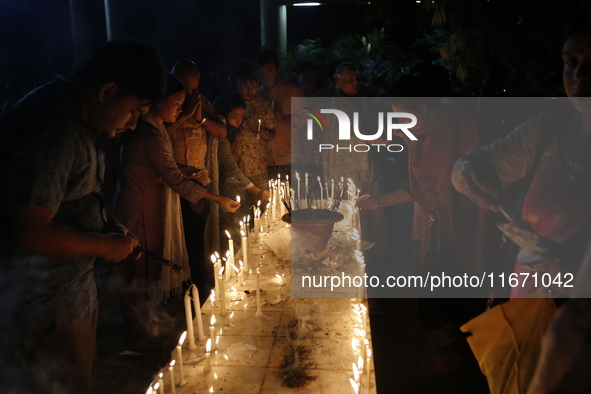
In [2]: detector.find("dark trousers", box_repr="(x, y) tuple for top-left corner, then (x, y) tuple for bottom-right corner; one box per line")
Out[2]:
(180, 198), (214, 306)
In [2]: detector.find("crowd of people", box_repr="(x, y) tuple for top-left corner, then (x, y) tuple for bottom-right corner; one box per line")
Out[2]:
(0, 6), (589, 393)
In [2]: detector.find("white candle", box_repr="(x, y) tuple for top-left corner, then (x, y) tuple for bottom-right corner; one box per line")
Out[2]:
(296, 172), (301, 202)
(305, 173), (309, 206)
(256, 267), (262, 316)
(240, 229), (249, 272)
(238, 260), (244, 285)
(254, 210), (260, 241)
(176, 332), (186, 386)
(211, 254), (220, 297)
(191, 285), (206, 341)
(209, 315), (216, 351)
(225, 231), (234, 281)
(317, 176), (323, 207)
(286, 175), (290, 200)
(183, 290), (197, 350)
(265, 203), (270, 227)
(168, 361), (176, 394)
(158, 373), (164, 394)
(218, 267), (227, 316)
(204, 338), (212, 372)
(331, 179), (334, 200)
(210, 290), (215, 317)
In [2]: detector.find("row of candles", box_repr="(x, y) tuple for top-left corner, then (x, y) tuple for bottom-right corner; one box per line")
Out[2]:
(146, 174), (369, 393)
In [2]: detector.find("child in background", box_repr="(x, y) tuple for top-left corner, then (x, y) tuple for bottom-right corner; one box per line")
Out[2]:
(213, 91), (270, 246)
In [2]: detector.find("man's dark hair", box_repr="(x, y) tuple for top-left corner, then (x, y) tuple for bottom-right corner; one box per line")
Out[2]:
(256, 50), (279, 68)
(213, 92), (246, 117)
(73, 41), (165, 103)
(234, 61), (263, 85)
(563, 6), (591, 43)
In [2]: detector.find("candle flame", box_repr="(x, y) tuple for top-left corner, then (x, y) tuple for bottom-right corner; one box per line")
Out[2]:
(226, 250), (230, 257)
(170, 360), (176, 367)
(257, 200), (261, 207)
(351, 338), (357, 352)
(367, 348), (372, 358)
(210, 290), (215, 302)
(159, 373), (163, 378)
(360, 304), (367, 312)
(296, 172), (300, 180)
(146, 387), (153, 394)
(240, 229), (246, 237)
(358, 355), (364, 370)
(247, 214), (250, 222)
(210, 315), (216, 325)
(230, 263), (239, 274)
(214, 251), (220, 258)
(364, 338), (369, 346)
(206, 338), (211, 352)
(236, 195), (240, 203)
(225, 230), (232, 240)
(178, 331), (187, 345)
(286, 174), (289, 181)
(259, 226), (263, 232)
(352, 362), (359, 382)
(350, 378), (359, 393)
(153, 383), (160, 390)
(239, 260), (244, 268)
(210, 254), (217, 264)
(219, 267), (225, 276)
(231, 286), (238, 292)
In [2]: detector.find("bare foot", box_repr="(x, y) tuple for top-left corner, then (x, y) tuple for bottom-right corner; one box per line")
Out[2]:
(427, 352), (464, 377)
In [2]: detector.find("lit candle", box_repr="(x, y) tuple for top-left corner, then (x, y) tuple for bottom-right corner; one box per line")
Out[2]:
(168, 360), (176, 394)
(183, 289), (197, 350)
(236, 195), (240, 204)
(225, 231), (234, 281)
(350, 378), (360, 394)
(158, 373), (164, 394)
(352, 362), (360, 391)
(153, 382), (161, 394)
(146, 386), (153, 394)
(240, 229), (249, 272)
(285, 175), (290, 199)
(211, 254), (220, 297)
(318, 176), (323, 206)
(176, 332), (186, 386)
(209, 315), (216, 351)
(218, 267), (227, 316)
(257, 118), (261, 140)
(204, 338), (212, 373)
(256, 267), (262, 316)
(191, 285), (206, 341)
(331, 179), (334, 200)
(305, 173), (309, 207)
(265, 203), (270, 227)
(254, 210), (260, 241)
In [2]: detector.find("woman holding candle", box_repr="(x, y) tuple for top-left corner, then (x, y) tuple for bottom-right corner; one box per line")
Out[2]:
(116, 74), (239, 337)
(213, 91), (271, 247)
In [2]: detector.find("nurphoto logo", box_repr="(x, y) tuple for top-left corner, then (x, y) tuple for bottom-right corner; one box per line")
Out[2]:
(304, 107), (417, 153)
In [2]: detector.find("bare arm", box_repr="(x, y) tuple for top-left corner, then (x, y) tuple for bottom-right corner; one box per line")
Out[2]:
(10, 203), (138, 262)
